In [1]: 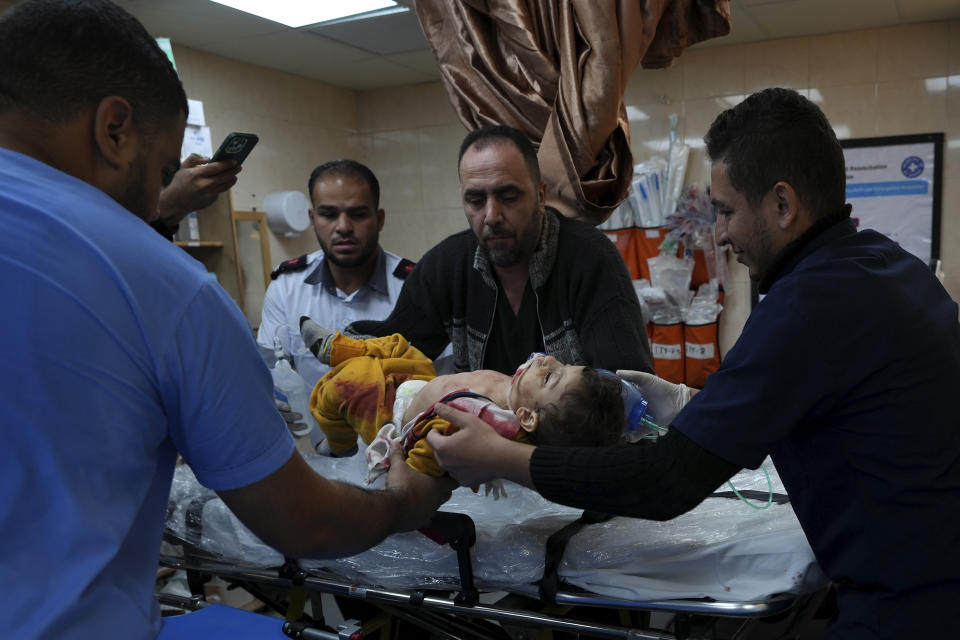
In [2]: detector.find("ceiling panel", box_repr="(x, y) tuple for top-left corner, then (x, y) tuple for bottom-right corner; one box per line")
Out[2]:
(202, 29), (376, 78)
(743, 0), (902, 40)
(696, 1), (768, 47)
(305, 57), (437, 91)
(114, 0), (285, 44)
(384, 49), (443, 78)
(308, 8), (429, 55)
(101, 0), (960, 90)
(895, 0), (960, 22)
(737, 0), (798, 6)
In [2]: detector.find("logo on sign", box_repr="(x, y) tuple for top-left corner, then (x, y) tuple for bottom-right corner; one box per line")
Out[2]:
(901, 156), (924, 179)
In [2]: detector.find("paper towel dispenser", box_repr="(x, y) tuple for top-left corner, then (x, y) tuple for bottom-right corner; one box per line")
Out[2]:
(262, 190), (310, 237)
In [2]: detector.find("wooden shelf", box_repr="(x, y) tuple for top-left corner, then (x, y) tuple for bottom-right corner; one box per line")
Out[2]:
(174, 240), (224, 248)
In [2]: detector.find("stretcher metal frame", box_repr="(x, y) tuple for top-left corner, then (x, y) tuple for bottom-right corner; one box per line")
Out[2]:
(159, 510), (828, 640)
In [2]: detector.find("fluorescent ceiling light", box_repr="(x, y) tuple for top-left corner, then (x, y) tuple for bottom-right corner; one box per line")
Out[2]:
(208, 0), (399, 28)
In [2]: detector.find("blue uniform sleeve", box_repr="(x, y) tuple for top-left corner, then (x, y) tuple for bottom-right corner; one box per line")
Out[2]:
(160, 281), (295, 490)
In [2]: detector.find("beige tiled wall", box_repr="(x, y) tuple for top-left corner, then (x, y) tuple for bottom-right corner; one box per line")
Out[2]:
(0, 0), (358, 270)
(353, 83), (466, 261)
(357, 20), (960, 353)
(5, 0), (957, 353)
(626, 21), (960, 348)
(171, 45), (362, 266)
(170, 47), (465, 274)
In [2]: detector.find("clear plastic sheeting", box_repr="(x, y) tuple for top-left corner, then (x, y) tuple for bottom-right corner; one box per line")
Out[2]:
(165, 454), (826, 602)
(662, 119), (690, 223)
(647, 253), (695, 316)
(631, 279), (653, 326)
(660, 185), (728, 290)
(683, 281), (724, 325)
(167, 466), (284, 568)
(598, 115), (690, 231)
(560, 466), (824, 601)
(600, 158), (668, 230)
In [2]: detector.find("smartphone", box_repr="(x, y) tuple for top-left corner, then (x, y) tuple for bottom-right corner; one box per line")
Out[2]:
(210, 132), (258, 164)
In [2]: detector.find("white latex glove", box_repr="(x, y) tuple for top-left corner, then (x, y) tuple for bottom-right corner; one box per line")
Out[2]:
(483, 480), (508, 500)
(615, 370), (695, 426)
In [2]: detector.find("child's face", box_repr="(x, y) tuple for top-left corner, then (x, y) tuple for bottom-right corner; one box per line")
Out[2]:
(508, 353), (585, 414)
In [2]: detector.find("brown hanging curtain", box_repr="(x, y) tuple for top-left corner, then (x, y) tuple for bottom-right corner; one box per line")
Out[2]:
(414, 0), (731, 225)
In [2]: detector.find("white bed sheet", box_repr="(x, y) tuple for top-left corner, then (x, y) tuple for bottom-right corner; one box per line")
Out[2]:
(166, 450), (826, 603)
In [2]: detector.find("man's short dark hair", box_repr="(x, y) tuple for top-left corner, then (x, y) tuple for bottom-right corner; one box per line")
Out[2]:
(307, 159), (381, 208)
(0, 0), (187, 133)
(534, 367), (625, 448)
(458, 125), (542, 186)
(704, 88), (846, 219)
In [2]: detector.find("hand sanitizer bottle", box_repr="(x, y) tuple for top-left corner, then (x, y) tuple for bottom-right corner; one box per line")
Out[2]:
(270, 338), (312, 436)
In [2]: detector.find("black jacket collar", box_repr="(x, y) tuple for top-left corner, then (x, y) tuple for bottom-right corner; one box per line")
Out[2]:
(758, 204), (854, 294)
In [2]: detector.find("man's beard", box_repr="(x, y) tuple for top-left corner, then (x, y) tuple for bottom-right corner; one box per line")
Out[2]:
(746, 211), (776, 283)
(482, 233), (526, 267)
(480, 203), (542, 268)
(119, 152), (153, 220)
(319, 233), (379, 268)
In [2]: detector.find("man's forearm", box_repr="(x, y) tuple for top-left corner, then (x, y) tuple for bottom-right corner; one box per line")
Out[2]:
(491, 438), (535, 488)
(295, 480), (413, 559)
(218, 452), (445, 560)
(530, 429), (738, 520)
(154, 155), (241, 229)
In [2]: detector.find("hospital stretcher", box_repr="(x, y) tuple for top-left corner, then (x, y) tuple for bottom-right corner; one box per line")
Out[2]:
(161, 452), (830, 639)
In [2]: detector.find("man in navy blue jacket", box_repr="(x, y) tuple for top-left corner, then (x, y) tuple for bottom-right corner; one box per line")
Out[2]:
(427, 88), (960, 640)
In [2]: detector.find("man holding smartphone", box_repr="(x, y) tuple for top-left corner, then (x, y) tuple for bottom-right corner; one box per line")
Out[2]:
(150, 151), (242, 239)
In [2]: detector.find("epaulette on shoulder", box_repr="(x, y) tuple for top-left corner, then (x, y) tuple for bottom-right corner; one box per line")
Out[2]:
(270, 254), (309, 280)
(392, 258), (416, 280)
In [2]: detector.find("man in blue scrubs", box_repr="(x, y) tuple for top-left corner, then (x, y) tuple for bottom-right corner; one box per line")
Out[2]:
(0, 2), (451, 638)
(426, 88), (960, 638)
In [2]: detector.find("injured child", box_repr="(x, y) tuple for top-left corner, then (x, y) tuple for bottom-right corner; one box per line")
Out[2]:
(299, 318), (628, 482)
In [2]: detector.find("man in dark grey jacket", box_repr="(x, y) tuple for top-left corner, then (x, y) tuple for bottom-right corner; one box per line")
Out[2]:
(350, 125), (652, 375)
